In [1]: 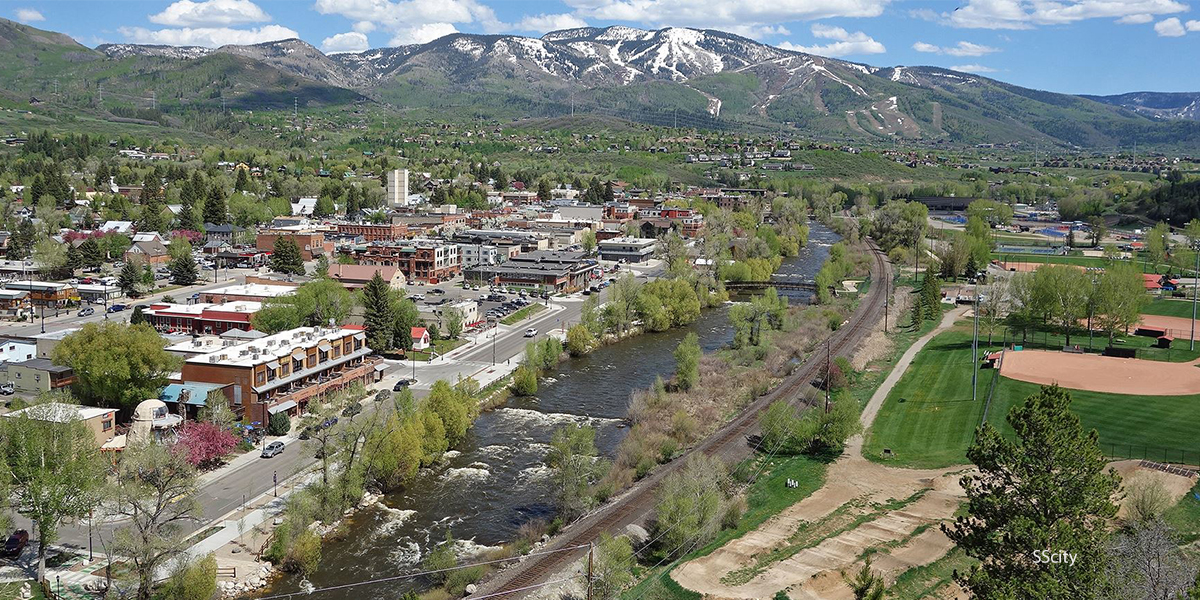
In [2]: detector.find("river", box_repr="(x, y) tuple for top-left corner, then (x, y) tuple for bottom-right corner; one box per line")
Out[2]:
(260, 223), (839, 598)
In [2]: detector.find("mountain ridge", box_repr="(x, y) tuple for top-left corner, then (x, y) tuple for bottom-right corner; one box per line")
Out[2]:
(4, 19), (1197, 148)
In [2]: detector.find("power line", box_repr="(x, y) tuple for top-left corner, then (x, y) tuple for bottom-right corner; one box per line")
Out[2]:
(250, 543), (590, 600)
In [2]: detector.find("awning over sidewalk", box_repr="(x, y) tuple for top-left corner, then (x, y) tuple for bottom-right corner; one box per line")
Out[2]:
(374, 364), (387, 372)
(267, 400), (297, 414)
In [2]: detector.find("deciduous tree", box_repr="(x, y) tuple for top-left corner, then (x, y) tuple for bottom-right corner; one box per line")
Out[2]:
(52, 322), (181, 413)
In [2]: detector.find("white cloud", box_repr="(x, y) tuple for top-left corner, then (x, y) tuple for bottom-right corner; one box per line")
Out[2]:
(14, 8), (44, 23)
(725, 24), (792, 38)
(562, 0), (889, 35)
(783, 24), (885, 57)
(516, 13), (588, 33)
(929, 0), (1187, 29)
(148, 0), (270, 27)
(321, 31), (369, 53)
(119, 24), (298, 47)
(1188, 19), (1200, 30)
(911, 40), (1000, 56)
(1155, 16), (1186, 35)
(1116, 13), (1154, 24)
(951, 63), (998, 73)
(390, 22), (459, 45)
(315, 0), (503, 48)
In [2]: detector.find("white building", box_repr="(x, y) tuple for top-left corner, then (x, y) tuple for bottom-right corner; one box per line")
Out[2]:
(387, 169), (410, 208)
(598, 237), (656, 263)
(458, 243), (502, 267)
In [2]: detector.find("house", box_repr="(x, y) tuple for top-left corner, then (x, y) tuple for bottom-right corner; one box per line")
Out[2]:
(99, 220), (135, 234)
(0, 358), (76, 393)
(412, 327), (431, 350)
(202, 240), (233, 255)
(0, 339), (36, 363)
(125, 239), (170, 266)
(204, 223), (248, 245)
(0, 289), (30, 319)
(422, 299), (481, 331)
(4, 403), (117, 449)
(326, 264), (406, 290)
(290, 198), (317, 216)
(160, 381), (240, 420)
(3, 281), (77, 308)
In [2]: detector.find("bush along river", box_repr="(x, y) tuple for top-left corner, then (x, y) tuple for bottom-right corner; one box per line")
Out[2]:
(259, 223), (838, 599)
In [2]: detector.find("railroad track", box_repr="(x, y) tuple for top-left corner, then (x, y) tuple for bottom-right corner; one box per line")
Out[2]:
(470, 242), (891, 599)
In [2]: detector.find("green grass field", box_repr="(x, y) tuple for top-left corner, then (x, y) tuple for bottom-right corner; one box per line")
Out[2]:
(1143, 298), (1200, 319)
(865, 327), (1200, 469)
(500, 303), (547, 325)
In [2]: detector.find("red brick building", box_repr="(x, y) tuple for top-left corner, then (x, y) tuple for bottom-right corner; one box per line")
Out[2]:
(256, 230), (333, 261)
(142, 301), (261, 335)
(343, 241), (461, 284)
(336, 222), (409, 242)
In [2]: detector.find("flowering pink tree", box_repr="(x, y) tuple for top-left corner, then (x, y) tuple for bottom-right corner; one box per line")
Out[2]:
(171, 229), (203, 244)
(173, 421), (238, 468)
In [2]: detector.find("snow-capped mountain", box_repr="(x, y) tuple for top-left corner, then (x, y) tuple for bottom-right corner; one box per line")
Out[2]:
(1085, 92), (1200, 121)
(97, 43), (212, 60)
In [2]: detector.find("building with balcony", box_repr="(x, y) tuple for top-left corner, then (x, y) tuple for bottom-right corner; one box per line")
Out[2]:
(0, 358), (75, 393)
(336, 222), (409, 242)
(343, 240), (461, 284)
(180, 326), (383, 425)
(142, 301), (261, 335)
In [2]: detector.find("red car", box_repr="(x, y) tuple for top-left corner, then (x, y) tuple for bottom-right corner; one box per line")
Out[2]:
(3, 529), (28, 558)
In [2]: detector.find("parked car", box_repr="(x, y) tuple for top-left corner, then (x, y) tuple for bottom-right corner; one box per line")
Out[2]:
(429, 288), (446, 295)
(78, 307), (94, 317)
(107, 304), (127, 313)
(393, 379), (413, 391)
(79, 277), (95, 285)
(320, 417), (339, 429)
(341, 403), (362, 418)
(2, 529), (28, 558)
(298, 427), (313, 441)
(524, 328), (538, 337)
(0, 382), (13, 396)
(260, 441), (285, 458)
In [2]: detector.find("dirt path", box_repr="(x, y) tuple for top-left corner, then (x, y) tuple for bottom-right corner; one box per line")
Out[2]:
(673, 308), (970, 599)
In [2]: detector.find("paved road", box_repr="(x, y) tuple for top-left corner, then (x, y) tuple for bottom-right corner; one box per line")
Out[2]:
(0, 267), (258, 339)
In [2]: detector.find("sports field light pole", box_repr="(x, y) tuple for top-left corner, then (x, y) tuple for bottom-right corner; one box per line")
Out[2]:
(971, 289), (979, 404)
(1192, 243), (1199, 352)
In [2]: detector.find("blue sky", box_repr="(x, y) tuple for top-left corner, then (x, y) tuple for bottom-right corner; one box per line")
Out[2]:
(9, 0), (1200, 94)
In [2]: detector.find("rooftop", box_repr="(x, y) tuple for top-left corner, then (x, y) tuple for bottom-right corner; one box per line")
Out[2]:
(204, 283), (296, 299)
(5, 402), (115, 423)
(184, 326), (366, 368)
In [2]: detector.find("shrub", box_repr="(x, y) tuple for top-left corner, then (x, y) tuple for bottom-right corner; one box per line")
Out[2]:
(286, 529), (322, 576)
(173, 421), (238, 468)
(511, 365), (538, 396)
(423, 532), (457, 584)
(444, 565), (485, 596)
(267, 411), (291, 436)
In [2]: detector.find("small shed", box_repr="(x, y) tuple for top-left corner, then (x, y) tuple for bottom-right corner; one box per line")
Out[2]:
(1156, 334), (1174, 349)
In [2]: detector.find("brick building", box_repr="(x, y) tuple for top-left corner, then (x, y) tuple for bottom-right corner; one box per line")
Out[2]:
(142, 301), (261, 335)
(256, 230), (333, 261)
(335, 222), (409, 242)
(180, 326), (382, 425)
(343, 240), (461, 284)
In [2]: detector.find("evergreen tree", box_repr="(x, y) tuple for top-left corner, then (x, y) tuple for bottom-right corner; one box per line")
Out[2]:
(129, 305), (147, 326)
(169, 253), (198, 286)
(28, 175), (44, 207)
(944, 385), (1120, 600)
(313, 195), (335, 218)
(537, 179), (552, 202)
(203, 184), (227, 225)
(9, 220), (36, 259)
(604, 180), (615, 203)
(360, 273), (394, 353)
(234, 167), (249, 192)
(270, 236), (305, 275)
(118, 260), (141, 296)
(94, 162), (111, 189)
(78, 238), (104, 270)
(345, 185), (360, 217)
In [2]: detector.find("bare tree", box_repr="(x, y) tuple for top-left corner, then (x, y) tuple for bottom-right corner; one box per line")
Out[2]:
(1107, 518), (1197, 600)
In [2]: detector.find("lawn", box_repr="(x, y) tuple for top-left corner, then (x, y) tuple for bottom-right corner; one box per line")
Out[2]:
(1143, 297), (1200, 319)
(1163, 480), (1200, 545)
(409, 337), (468, 361)
(0, 581), (47, 600)
(865, 327), (1200, 469)
(500, 303), (546, 325)
(1008, 323), (1200, 363)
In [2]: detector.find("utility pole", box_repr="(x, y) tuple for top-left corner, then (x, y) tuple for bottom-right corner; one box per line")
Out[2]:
(293, 97), (298, 123)
(883, 278), (889, 333)
(98, 83), (103, 103)
(824, 340), (831, 413)
(586, 541), (594, 600)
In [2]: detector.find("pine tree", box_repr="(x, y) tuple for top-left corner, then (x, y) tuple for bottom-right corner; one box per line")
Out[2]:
(604, 180), (615, 203)
(9, 220), (36, 259)
(118, 260), (141, 296)
(169, 253), (198, 286)
(234, 167), (249, 192)
(361, 272), (394, 353)
(203, 184), (227, 225)
(313, 195), (335, 218)
(537, 179), (552, 202)
(345, 185), (360, 217)
(28, 175), (44, 206)
(79, 238), (104, 270)
(270, 236), (305, 275)
(94, 162), (111, 189)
